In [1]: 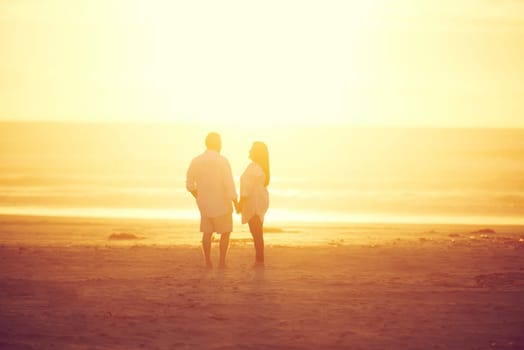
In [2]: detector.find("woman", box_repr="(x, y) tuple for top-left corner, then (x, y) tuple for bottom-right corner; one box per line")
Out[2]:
(238, 141), (270, 267)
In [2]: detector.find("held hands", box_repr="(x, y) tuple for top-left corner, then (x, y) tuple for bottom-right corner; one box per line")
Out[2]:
(234, 199), (242, 214)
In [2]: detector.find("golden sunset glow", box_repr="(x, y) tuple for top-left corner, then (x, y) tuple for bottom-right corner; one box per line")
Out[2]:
(1, 0), (524, 127)
(2, 4), (524, 348)
(1, 0), (524, 226)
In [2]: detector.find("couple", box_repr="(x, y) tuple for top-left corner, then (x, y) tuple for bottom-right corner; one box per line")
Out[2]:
(186, 132), (270, 269)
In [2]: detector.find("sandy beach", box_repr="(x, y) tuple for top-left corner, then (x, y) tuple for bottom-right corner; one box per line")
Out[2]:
(1, 217), (524, 349)
(3, 0), (524, 347)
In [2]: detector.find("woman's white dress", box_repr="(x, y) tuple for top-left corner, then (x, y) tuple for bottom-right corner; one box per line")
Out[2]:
(240, 162), (269, 224)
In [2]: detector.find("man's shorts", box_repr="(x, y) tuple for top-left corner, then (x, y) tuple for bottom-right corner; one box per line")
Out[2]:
(200, 213), (233, 234)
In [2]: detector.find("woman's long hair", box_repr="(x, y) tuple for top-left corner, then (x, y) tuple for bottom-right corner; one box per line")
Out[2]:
(250, 141), (270, 187)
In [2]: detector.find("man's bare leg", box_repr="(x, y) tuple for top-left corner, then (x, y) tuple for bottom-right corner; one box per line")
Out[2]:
(202, 232), (213, 268)
(218, 232), (231, 268)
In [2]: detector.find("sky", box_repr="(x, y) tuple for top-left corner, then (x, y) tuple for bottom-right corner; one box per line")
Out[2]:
(1, 0), (524, 127)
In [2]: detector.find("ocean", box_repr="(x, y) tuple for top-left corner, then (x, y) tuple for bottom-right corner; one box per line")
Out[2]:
(1, 122), (523, 225)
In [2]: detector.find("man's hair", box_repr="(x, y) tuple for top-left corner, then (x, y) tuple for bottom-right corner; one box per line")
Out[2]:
(205, 132), (221, 151)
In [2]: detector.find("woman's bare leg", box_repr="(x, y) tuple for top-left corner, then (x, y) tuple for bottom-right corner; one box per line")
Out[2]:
(248, 216), (264, 264)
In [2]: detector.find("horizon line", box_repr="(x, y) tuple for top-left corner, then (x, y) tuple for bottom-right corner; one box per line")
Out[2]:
(1, 120), (523, 131)
(1, 206), (523, 227)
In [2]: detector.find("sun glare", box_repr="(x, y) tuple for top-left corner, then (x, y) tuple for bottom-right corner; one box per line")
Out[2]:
(1, 1), (524, 227)
(3, 0), (522, 126)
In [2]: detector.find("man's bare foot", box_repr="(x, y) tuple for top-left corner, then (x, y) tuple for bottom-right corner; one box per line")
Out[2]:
(252, 261), (264, 269)
(205, 260), (213, 269)
(218, 263), (227, 269)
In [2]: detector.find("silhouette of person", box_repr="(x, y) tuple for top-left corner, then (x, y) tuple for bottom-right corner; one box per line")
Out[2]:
(237, 141), (270, 268)
(186, 132), (238, 269)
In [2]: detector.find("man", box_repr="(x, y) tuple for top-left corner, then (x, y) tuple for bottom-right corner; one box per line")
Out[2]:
(186, 132), (238, 268)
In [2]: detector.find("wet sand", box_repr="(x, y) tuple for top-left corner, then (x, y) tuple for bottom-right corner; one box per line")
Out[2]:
(1, 227), (524, 349)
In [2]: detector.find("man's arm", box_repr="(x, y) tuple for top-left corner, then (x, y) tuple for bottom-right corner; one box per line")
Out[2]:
(186, 159), (198, 199)
(223, 159), (238, 205)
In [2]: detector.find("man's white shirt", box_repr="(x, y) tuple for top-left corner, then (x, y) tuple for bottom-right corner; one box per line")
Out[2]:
(186, 150), (238, 218)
